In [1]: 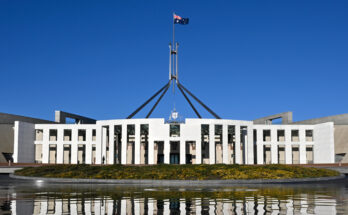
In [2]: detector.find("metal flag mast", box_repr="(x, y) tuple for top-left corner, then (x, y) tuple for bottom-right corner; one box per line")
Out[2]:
(127, 13), (221, 119)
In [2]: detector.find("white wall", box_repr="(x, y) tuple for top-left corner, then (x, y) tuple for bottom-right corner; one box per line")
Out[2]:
(13, 118), (335, 165)
(313, 122), (335, 163)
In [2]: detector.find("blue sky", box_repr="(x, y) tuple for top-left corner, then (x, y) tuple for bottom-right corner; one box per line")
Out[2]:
(1, 0), (348, 122)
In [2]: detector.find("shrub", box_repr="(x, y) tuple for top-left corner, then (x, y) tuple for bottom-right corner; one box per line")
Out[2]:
(14, 164), (339, 180)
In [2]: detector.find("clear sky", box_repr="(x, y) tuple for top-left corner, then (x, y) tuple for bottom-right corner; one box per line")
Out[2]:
(1, 0), (348, 122)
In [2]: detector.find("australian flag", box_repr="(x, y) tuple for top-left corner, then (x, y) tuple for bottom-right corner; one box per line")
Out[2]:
(174, 14), (189, 25)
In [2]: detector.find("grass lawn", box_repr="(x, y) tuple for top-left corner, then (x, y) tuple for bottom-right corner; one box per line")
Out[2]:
(14, 164), (339, 180)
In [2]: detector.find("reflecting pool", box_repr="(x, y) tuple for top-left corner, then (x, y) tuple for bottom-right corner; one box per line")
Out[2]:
(1, 174), (348, 214)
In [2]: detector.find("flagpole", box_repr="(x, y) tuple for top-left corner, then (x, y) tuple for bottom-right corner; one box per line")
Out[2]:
(172, 12), (176, 93)
(173, 12), (175, 53)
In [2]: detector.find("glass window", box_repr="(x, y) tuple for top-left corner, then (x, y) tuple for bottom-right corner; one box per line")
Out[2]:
(170, 124), (180, 137)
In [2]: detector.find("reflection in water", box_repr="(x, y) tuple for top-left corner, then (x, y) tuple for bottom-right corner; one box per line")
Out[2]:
(1, 176), (348, 214)
(23, 196), (337, 214)
(4, 195), (342, 214)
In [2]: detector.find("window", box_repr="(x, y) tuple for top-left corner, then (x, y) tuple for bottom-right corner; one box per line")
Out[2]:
(306, 130), (313, 142)
(171, 142), (178, 151)
(141, 124), (149, 143)
(49, 129), (57, 141)
(291, 130), (299, 142)
(278, 146), (285, 164)
(263, 130), (271, 142)
(77, 144), (86, 164)
(228, 125), (235, 143)
(92, 129), (96, 141)
(49, 144), (57, 164)
(63, 144), (71, 164)
(170, 124), (180, 137)
(92, 144), (96, 164)
(306, 146), (313, 164)
(215, 125), (222, 143)
(78, 129), (86, 141)
(35, 129), (43, 141)
(263, 145), (271, 164)
(292, 146), (300, 164)
(35, 144), (42, 163)
(64, 129), (72, 141)
(127, 124), (135, 143)
(201, 124), (209, 142)
(277, 130), (285, 142)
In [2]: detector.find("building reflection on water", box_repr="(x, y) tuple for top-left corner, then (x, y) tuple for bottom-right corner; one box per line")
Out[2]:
(6, 193), (339, 214)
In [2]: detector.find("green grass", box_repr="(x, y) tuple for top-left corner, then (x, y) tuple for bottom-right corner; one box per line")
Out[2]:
(14, 164), (339, 180)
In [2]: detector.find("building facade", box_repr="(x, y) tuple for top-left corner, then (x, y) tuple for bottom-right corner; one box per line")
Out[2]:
(13, 118), (334, 165)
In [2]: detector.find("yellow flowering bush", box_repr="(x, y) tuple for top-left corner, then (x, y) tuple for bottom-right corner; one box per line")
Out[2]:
(15, 164), (339, 180)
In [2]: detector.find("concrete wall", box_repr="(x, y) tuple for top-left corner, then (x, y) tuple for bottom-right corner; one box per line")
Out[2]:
(334, 125), (348, 163)
(292, 113), (348, 125)
(0, 124), (14, 162)
(0, 112), (54, 124)
(253, 112), (293, 125)
(55, 110), (96, 124)
(0, 112), (55, 163)
(13, 121), (36, 163)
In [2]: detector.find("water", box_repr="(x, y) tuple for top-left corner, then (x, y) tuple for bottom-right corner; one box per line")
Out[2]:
(1, 174), (348, 214)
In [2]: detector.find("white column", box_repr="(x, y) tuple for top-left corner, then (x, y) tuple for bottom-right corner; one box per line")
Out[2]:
(271, 143), (278, 164)
(70, 201), (77, 215)
(164, 140), (170, 164)
(13, 122), (19, 163)
(180, 140), (186, 164)
(100, 200), (105, 215)
(96, 126), (102, 164)
(209, 200), (215, 214)
(56, 129), (63, 164)
(85, 142), (92, 164)
(235, 125), (241, 164)
(180, 199), (185, 214)
(120, 199), (126, 215)
(271, 128), (277, 164)
(299, 129), (306, 164)
(285, 129), (292, 164)
(300, 144), (306, 164)
(164, 200), (170, 214)
(42, 129), (49, 163)
(134, 124), (141, 164)
(40, 201), (47, 215)
(108, 125), (115, 164)
(84, 201), (91, 215)
(285, 144), (292, 164)
(209, 124), (215, 164)
(121, 124), (127, 164)
(55, 200), (62, 215)
(195, 199), (201, 214)
(71, 128), (78, 164)
(196, 139), (202, 164)
(134, 200), (140, 215)
(222, 124), (228, 164)
(256, 129), (263, 164)
(56, 143), (63, 164)
(102, 127), (107, 164)
(148, 199), (154, 215)
(223, 201), (231, 214)
(148, 138), (155, 164)
(246, 126), (254, 164)
(86, 129), (92, 164)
